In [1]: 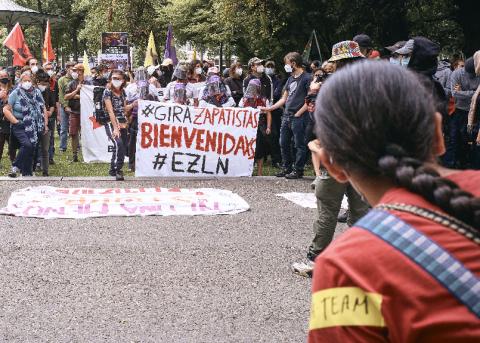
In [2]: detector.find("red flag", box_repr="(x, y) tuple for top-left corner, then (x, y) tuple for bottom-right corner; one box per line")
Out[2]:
(3, 23), (33, 67)
(42, 20), (56, 64)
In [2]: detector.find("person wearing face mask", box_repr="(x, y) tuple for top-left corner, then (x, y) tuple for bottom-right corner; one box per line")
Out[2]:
(0, 70), (16, 166)
(243, 57), (273, 104)
(188, 60), (206, 83)
(259, 52), (313, 179)
(164, 64), (194, 105)
(42, 62), (59, 165)
(27, 58), (39, 75)
(103, 70), (135, 181)
(57, 61), (76, 152)
(160, 58), (174, 85)
(34, 70), (56, 176)
(224, 62), (244, 106)
(3, 72), (48, 177)
(146, 64), (166, 88)
(64, 64), (92, 162)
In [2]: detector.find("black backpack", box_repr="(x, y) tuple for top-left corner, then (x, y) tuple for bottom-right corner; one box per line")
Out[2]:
(93, 86), (109, 125)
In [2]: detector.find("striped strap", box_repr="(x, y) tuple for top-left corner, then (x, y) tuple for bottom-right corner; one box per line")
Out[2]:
(355, 209), (480, 318)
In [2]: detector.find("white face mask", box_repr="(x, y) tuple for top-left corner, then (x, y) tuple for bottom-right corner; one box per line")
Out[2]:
(195, 67), (203, 75)
(47, 70), (55, 77)
(21, 81), (32, 90)
(235, 68), (243, 76)
(256, 65), (264, 73)
(31, 66), (39, 74)
(71, 72), (79, 80)
(284, 64), (293, 73)
(265, 67), (274, 75)
(112, 79), (123, 89)
(38, 85), (47, 92)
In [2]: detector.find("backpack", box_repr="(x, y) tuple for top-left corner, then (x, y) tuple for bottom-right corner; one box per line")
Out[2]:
(93, 86), (109, 125)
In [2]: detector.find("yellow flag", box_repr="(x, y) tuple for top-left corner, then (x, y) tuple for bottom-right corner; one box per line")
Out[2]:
(83, 50), (91, 76)
(144, 31), (158, 67)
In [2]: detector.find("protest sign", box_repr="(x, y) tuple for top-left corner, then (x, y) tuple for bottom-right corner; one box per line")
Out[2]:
(80, 85), (112, 163)
(101, 32), (129, 69)
(277, 193), (348, 209)
(136, 101), (259, 177)
(0, 186), (250, 219)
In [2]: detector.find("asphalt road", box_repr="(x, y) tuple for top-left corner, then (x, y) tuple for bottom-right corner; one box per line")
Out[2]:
(0, 177), (347, 342)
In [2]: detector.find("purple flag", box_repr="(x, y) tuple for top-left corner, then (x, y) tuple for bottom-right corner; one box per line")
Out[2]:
(163, 24), (178, 65)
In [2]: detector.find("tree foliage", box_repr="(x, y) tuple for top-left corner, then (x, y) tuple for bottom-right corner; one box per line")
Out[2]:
(1, 0), (477, 67)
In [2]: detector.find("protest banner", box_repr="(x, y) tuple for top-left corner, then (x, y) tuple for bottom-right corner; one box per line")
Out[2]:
(80, 85), (112, 163)
(0, 186), (250, 219)
(136, 101), (259, 177)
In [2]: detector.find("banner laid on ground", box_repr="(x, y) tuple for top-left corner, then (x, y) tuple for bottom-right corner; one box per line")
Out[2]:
(277, 193), (348, 209)
(0, 186), (250, 219)
(136, 101), (259, 177)
(80, 85), (112, 163)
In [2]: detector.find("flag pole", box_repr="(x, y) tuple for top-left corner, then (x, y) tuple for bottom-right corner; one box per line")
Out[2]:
(313, 30), (322, 63)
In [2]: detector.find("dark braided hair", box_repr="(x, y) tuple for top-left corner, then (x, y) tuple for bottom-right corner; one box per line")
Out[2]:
(314, 61), (480, 229)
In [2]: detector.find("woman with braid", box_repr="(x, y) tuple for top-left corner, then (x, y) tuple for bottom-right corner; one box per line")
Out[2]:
(308, 61), (479, 342)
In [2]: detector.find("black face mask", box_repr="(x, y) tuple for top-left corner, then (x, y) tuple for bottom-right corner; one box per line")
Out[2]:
(0, 78), (9, 85)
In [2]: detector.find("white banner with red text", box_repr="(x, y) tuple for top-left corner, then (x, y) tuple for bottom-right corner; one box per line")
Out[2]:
(0, 186), (250, 219)
(136, 100), (259, 177)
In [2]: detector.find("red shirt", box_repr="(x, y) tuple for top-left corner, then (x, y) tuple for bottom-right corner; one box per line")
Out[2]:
(309, 170), (480, 342)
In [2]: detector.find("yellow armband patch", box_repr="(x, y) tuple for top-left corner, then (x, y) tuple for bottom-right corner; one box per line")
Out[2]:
(309, 287), (385, 330)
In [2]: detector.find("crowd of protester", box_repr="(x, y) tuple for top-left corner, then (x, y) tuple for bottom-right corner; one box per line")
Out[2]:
(0, 33), (478, 341)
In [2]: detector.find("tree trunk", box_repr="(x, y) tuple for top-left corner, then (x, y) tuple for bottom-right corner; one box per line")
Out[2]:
(219, 42), (223, 72)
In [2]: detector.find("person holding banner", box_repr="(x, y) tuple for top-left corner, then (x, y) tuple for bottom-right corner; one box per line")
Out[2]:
(239, 78), (271, 176)
(198, 75), (236, 108)
(103, 69), (136, 181)
(164, 65), (194, 105)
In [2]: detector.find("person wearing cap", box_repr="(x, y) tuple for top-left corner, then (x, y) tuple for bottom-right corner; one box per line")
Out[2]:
(160, 58), (174, 84)
(292, 41), (368, 277)
(146, 64), (165, 88)
(164, 64), (195, 105)
(64, 63), (92, 162)
(57, 61), (76, 152)
(390, 39), (414, 68)
(243, 57), (273, 104)
(259, 52), (310, 179)
(353, 34), (373, 58)
(385, 40), (406, 59)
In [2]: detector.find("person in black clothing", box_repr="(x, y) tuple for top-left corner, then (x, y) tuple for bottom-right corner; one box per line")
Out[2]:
(224, 62), (244, 105)
(35, 70), (56, 176)
(0, 69), (15, 165)
(92, 64), (109, 87)
(264, 60), (283, 168)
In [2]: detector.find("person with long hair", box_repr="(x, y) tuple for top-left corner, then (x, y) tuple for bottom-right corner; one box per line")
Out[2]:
(308, 61), (479, 342)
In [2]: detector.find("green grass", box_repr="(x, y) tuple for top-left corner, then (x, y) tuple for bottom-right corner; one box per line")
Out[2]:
(0, 130), (315, 177)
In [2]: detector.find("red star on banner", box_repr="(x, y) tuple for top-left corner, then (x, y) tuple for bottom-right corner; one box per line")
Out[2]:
(89, 115), (103, 130)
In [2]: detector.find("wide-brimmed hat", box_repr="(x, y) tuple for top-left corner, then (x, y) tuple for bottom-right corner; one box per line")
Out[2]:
(161, 58), (173, 66)
(328, 41), (364, 62)
(173, 65), (187, 80)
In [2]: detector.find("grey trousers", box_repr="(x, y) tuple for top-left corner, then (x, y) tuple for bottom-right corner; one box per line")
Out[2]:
(307, 170), (369, 260)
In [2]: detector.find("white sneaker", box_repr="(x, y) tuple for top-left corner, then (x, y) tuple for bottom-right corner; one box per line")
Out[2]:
(292, 259), (315, 277)
(8, 166), (19, 178)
